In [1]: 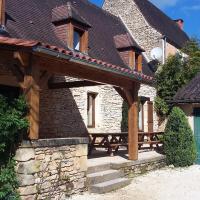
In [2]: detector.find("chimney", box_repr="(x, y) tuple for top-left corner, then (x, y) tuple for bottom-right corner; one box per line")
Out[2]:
(174, 19), (184, 30)
(0, 0), (5, 25)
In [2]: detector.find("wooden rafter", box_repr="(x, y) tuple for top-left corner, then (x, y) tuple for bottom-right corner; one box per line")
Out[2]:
(49, 80), (103, 89)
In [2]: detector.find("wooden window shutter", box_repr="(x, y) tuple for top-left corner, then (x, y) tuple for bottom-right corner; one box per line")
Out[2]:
(147, 101), (154, 132)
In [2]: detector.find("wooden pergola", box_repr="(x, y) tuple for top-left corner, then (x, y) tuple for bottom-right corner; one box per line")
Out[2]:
(0, 37), (153, 160)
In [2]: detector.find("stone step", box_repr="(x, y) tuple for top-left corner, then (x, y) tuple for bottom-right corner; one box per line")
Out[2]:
(87, 163), (111, 174)
(89, 178), (131, 194)
(87, 169), (124, 185)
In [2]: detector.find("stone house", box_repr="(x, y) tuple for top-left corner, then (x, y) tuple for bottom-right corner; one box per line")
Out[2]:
(0, 0), (190, 199)
(172, 72), (200, 164)
(0, 0), (155, 199)
(103, 0), (189, 129)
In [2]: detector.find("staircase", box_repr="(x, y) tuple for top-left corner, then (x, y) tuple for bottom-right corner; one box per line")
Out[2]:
(87, 164), (131, 194)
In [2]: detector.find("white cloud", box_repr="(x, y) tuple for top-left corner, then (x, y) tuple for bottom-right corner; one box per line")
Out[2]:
(182, 5), (200, 11)
(150, 0), (179, 9)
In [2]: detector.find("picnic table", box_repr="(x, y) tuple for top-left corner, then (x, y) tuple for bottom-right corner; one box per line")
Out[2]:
(88, 132), (163, 156)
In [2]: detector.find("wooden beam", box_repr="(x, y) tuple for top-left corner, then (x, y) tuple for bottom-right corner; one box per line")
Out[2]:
(67, 22), (74, 49)
(23, 56), (40, 140)
(80, 31), (88, 53)
(0, 0), (5, 25)
(32, 54), (135, 89)
(39, 71), (53, 89)
(147, 101), (154, 132)
(114, 87), (128, 104)
(137, 54), (143, 73)
(129, 50), (135, 70)
(49, 80), (103, 89)
(124, 83), (140, 160)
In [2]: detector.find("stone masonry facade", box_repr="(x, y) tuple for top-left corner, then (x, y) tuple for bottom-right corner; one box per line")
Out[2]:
(40, 76), (125, 138)
(103, 0), (162, 59)
(103, 0), (179, 131)
(14, 139), (88, 200)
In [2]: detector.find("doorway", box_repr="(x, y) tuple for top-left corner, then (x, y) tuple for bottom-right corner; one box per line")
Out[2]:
(194, 108), (200, 164)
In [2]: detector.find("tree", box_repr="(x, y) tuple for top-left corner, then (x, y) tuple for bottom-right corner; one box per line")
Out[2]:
(163, 107), (197, 167)
(0, 95), (29, 200)
(155, 39), (200, 117)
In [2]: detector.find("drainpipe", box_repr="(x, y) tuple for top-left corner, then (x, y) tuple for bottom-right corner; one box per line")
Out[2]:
(162, 36), (167, 64)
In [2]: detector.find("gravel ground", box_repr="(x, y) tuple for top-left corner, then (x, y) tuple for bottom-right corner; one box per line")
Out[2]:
(69, 165), (200, 200)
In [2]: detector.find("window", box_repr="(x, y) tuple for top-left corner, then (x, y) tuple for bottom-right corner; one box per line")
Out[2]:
(73, 29), (84, 51)
(138, 102), (144, 131)
(73, 29), (82, 51)
(87, 93), (97, 128)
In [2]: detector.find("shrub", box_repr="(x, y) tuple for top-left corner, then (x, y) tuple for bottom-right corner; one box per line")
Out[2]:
(163, 107), (197, 167)
(121, 100), (128, 132)
(0, 95), (29, 200)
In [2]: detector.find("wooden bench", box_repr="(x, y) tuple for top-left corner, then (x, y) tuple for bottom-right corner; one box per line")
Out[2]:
(89, 132), (164, 156)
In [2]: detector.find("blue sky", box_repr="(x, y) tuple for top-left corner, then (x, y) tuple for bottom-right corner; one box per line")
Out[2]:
(89, 0), (200, 38)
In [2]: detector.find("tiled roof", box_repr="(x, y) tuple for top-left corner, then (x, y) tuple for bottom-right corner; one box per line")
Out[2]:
(173, 72), (200, 103)
(4, 0), (154, 77)
(0, 36), (154, 83)
(134, 0), (189, 48)
(114, 33), (144, 52)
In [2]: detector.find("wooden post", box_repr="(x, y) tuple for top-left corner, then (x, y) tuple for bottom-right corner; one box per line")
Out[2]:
(0, 0), (5, 25)
(22, 56), (40, 140)
(14, 52), (40, 140)
(148, 101), (154, 132)
(124, 83), (140, 160)
(137, 54), (143, 73)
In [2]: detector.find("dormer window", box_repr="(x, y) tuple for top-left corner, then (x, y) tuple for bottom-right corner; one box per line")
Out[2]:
(114, 33), (144, 72)
(52, 2), (91, 53)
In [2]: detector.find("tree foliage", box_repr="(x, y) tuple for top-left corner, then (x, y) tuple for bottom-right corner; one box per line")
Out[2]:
(121, 100), (128, 132)
(0, 95), (29, 200)
(163, 107), (197, 167)
(155, 39), (200, 117)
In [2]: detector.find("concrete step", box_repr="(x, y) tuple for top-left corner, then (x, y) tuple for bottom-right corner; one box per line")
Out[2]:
(87, 169), (124, 185)
(87, 163), (111, 174)
(89, 178), (131, 194)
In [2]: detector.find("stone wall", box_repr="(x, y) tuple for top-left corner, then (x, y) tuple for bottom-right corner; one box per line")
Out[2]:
(111, 154), (166, 177)
(15, 138), (88, 200)
(103, 0), (164, 131)
(103, 0), (162, 59)
(40, 77), (124, 137)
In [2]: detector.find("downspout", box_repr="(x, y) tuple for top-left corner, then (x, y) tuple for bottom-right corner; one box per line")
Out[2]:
(162, 36), (167, 64)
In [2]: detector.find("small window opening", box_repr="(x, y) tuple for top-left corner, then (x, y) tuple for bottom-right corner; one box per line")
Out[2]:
(87, 93), (97, 128)
(138, 102), (144, 131)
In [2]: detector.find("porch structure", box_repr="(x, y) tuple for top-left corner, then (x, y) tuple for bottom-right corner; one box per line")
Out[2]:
(0, 36), (153, 161)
